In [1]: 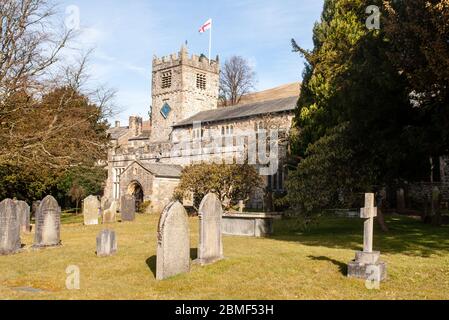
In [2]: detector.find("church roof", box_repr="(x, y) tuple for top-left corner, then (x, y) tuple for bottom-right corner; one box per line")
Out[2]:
(139, 162), (183, 178)
(108, 126), (129, 140)
(173, 96), (297, 128)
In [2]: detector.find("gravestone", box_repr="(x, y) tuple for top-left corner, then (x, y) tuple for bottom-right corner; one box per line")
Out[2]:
(348, 193), (387, 281)
(238, 200), (245, 213)
(96, 230), (117, 257)
(83, 195), (100, 226)
(15, 201), (31, 233)
(121, 195), (135, 222)
(156, 201), (190, 280)
(0, 199), (21, 255)
(102, 201), (118, 224)
(197, 193), (224, 265)
(31, 200), (41, 219)
(33, 195), (61, 248)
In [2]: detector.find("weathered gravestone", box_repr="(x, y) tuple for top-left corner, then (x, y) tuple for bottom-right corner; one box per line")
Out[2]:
(197, 193), (224, 265)
(238, 200), (245, 213)
(101, 197), (111, 213)
(348, 193), (387, 281)
(83, 195), (100, 226)
(102, 201), (118, 224)
(96, 230), (117, 257)
(121, 195), (135, 222)
(156, 201), (190, 280)
(0, 199), (21, 255)
(15, 200), (31, 233)
(33, 195), (61, 248)
(31, 200), (41, 219)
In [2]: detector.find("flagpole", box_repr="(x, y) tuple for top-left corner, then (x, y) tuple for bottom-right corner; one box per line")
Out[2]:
(208, 20), (212, 63)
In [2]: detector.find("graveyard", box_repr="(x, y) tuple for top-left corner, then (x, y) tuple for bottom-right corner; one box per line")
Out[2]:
(0, 207), (448, 300)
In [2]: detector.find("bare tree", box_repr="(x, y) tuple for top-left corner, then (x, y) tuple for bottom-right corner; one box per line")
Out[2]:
(0, 0), (116, 172)
(219, 56), (256, 106)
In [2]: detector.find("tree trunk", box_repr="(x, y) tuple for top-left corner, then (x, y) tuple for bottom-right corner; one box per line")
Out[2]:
(376, 207), (389, 232)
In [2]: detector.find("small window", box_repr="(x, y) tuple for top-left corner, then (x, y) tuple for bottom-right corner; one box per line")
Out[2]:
(161, 71), (172, 89)
(196, 73), (206, 90)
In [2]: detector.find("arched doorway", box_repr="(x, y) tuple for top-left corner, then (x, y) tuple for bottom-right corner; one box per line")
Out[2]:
(127, 181), (144, 213)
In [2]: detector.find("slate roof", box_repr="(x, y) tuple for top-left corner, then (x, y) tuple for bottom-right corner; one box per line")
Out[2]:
(173, 96), (297, 128)
(108, 126), (129, 140)
(129, 130), (151, 141)
(139, 162), (183, 178)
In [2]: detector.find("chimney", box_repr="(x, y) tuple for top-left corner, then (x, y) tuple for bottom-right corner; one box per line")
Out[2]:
(115, 121), (121, 128)
(129, 116), (143, 137)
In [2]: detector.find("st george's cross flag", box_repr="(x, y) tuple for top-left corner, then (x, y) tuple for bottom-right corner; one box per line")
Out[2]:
(199, 18), (212, 33)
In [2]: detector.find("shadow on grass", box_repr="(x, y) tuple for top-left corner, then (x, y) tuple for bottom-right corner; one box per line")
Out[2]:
(146, 248), (198, 277)
(272, 215), (449, 258)
(308, 256), (347, 276)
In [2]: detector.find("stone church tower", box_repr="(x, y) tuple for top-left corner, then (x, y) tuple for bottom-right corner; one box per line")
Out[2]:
(150, 44), (220, 142)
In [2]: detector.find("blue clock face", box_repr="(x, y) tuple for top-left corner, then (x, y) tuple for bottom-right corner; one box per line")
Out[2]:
(160, 103), (171, 119)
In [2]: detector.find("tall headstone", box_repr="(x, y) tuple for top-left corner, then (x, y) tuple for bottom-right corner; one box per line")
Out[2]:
(33, 195), (61, 248)
(348, 193), (387, 281)
(121, 195), (135, 222)
(156, 201), (190, 280)
(15, 201), (31, 233)
(102, 201), (118, 224)
(83, 195), (100, 226)
(96, 230), (117, 257)
(0, 199), (21, 255)
(197, 193), (224, 265)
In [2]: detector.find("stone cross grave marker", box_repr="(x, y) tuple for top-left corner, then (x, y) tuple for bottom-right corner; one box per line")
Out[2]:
(0, 199), (21, 255)
(121, 195), (136, 222)
(83, 195), (100, 226)
(103, 201), (118, 224)
(15, 200), (31, 233)
(33, 195), (61, 248)
(196, 193), (224, 265)
(156, 201), (190, 280)
(238, 200), (245, 213)
(348, 193), (387, 281)
(96, 230), (117, 257)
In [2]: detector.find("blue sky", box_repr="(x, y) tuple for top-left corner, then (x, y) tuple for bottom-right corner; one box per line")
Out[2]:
(59, 0), (324, 124)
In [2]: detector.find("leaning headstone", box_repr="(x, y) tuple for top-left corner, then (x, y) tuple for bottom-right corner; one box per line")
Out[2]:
(348, 193), (387, 281)
(0, 199), (21, 255)
(101, 197), (111, 212)
(121, 195), (135, 222)
(156, 201), (190, 280)
(102, 201), (118, 224)
(96, 230), (117, 257)
(15, 201), (31, 233)
(83, 195), (100, 226)
(33, 195), (61, 248)
(197, 193), (224, 265)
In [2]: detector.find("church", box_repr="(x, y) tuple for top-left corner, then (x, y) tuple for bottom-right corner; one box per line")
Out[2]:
(104, 45), (298, 213)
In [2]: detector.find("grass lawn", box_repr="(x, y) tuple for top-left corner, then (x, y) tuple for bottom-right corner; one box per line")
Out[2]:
(0, 213), (448, 300)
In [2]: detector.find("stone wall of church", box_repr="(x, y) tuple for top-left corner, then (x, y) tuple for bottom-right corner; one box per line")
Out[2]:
(151, 178), (181, 214)
(119, 162), (154, 203)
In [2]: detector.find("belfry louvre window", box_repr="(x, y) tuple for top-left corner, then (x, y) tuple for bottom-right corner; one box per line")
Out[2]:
(196, 73), (206, 90)
(161, 71), (172, 89)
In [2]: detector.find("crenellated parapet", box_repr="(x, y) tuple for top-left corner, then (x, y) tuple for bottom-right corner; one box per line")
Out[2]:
(152, 44), (220, 74)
